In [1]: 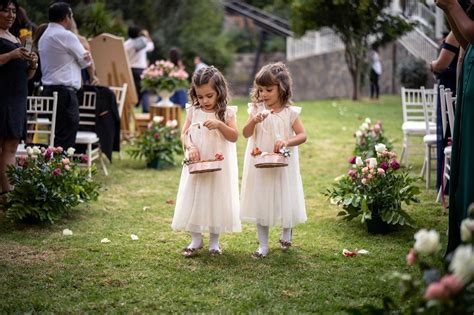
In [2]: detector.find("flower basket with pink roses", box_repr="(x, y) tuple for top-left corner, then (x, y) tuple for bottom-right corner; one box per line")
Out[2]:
(3, 146), (100, 223)
(140, 60), (189, 93)
(325, 143), (420, 231)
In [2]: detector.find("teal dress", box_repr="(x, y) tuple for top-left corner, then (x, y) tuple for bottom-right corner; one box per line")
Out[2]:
(447, 44), (474, 254)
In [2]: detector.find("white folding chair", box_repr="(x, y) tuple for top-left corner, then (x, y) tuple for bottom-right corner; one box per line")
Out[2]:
(75, 91), (108, 177)
(420, 86), (438, 189)
(16, 92), (58, 156)
(400, 86), (437, 165)
(108, 83), (128, 160)
(437, 89), (455, 203)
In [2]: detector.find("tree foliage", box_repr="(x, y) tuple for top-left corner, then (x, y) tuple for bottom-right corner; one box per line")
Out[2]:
(290, 0), (414, 100)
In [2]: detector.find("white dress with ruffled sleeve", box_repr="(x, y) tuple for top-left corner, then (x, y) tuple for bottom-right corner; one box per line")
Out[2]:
(172, 106), (241, 234)
(240, 103), (307, 228)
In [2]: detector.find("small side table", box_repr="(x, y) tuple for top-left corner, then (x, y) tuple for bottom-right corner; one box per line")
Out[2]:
(149, 104), (182, 127)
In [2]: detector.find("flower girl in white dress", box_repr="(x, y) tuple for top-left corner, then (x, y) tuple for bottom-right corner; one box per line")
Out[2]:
(172, 66), (241, 257)
(241, 62), (307, 258)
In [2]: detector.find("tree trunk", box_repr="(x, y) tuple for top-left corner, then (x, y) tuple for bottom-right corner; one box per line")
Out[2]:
(345, 47), (360, 101)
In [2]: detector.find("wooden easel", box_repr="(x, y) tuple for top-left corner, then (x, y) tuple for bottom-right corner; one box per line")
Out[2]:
(89, 33), (138, 138)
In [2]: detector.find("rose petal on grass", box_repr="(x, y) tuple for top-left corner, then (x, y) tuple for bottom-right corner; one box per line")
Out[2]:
(62, 229), (73, 236)
(166, 199), (175, 205)
(131, 234), (139, 241)
(143, 206), (150, 211)
(342, 249), (357, 257)
(357, 249), (369, 255)
(101, 238), (111, 244)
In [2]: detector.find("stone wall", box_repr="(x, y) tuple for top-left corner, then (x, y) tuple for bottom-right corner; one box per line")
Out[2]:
(227, 43), (434, 100)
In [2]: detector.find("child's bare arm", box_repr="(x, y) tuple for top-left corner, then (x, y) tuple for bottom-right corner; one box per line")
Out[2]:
(181, 118), (200, 161)
(243, 112), (267, 138)
(274, 117), (307, 152)
(203, 118), (238, 143)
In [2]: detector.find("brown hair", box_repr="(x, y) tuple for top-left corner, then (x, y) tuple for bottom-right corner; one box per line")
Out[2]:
(250, 62), (293, 106)
(188, 66), (230, 122)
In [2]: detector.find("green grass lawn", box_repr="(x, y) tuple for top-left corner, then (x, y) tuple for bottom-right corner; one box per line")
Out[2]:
(0, 95), (446, 313)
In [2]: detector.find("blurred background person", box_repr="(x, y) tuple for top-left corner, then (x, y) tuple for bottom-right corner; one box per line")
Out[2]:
(169, 47), (187, 108)
(124, 25), (154, 113)
(0, 0), (38, 198)
(194, 55), (208, 73)
(369, 44), (382, 100)
(429, 31), (460, 194)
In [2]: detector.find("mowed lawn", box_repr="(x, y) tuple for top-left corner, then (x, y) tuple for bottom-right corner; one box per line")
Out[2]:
(0, 95), (446, 313)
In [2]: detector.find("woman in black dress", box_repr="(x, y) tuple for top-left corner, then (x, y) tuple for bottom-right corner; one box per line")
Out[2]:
(0, 0), (38, 198)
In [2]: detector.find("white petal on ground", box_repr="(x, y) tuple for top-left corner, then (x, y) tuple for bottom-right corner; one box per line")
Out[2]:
(101, 238), (111, 244)
(62, 229), (73, 236)
(131, 234), (139, 241)
(143, 206), (150, 211)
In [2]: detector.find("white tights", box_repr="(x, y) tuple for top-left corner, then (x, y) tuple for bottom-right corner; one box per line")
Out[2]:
(256, 224), (293, 255)
(188, 232), (220, 251)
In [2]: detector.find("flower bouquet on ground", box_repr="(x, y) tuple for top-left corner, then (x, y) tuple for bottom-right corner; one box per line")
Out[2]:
(353, 117), (393, 158)
(128, 116), (183, 168)
(325, 143), (420, 231)
(350, 206), (474, 314)
(140, 60), (189, 93)
(4, 146), (100, 223)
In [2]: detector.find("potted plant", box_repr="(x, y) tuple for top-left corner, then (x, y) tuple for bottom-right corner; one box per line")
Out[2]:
(325, 143), (420, 233)
(128, 116), (183, 168)
(353, 117), (393, 158)
(140, 60), (189, 106)
(3, 146), (100, 223)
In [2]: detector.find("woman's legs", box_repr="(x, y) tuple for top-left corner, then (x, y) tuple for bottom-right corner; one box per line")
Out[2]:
(0, 138), (19, 193)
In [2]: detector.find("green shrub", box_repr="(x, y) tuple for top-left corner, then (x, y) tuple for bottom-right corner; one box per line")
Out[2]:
(4, 146), (100, 224)
(398, 58), (428, 88)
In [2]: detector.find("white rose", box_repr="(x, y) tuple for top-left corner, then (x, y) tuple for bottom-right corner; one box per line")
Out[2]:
(32, 146), (41, 155)
(449, 245), (474, 285)
(153, 116), (164, 123)
(166, 119), (178, 128)
(355, 130), (363, 138)
(460, 218), (474, 242)
(362, 123), (369, 130)
(413, 229), (440, 255)
(365, 117), (371, 124)
(355, 156), (364, 167)
(26, 147), (33, 156)
(66, 147), (76, 156)
(374, 143), (387, 153)
(368, 158), (377, 168)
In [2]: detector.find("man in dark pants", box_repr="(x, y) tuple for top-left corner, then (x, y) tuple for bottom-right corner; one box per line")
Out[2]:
(38, 2), (91, 149)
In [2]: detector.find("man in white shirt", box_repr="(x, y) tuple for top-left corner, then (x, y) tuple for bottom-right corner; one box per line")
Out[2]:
(194, 56), (208, 73)
(39, 2), (91, 149)
(124, 26), (154, 113)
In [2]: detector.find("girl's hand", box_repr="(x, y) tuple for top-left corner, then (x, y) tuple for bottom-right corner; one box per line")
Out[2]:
(186, 145), (200, 162)
(253, 112), (267, 124)
(203, 119), (222, 130)
(274, 139), (288, 153)
(435, 0), (456, 10)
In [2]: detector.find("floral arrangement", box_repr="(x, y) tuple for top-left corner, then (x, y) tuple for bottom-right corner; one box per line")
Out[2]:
(325, 143), (420, 229)
(141, 60), (189, 93)
(354, 206), (474, 314)
(128, 116), (183, 167)
(4, 146), (100, 223)
(354, 117), (393, 158)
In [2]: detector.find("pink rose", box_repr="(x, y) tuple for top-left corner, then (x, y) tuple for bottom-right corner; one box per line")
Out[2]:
(362, 167), (369, 174)
(64, 165), (71, 171)
(440, 275), (464, 295)
(377, 168), (385, 175)
(154, 133), (161, 140)
(52, 168), (62, 176)
(406, 248), (417, 265)
(424, 282), (449, 300)
(81, 155), (89, 163)
(61, 158), (70, 165)
(390, 160), (400, 170)
(348, 156), (356, 164)
(347, 169), (357, 178)
(55, 146), (63, 153)
(379, 161), (389, 171)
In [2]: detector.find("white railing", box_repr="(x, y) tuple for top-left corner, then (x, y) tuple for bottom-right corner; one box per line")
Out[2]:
(287, 28), (344, 61)
(398, 27), (438, 63)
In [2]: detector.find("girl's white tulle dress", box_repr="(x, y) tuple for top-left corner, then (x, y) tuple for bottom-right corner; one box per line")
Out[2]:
(240, 103), (307, 228)
(172, 106), (241, 234)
